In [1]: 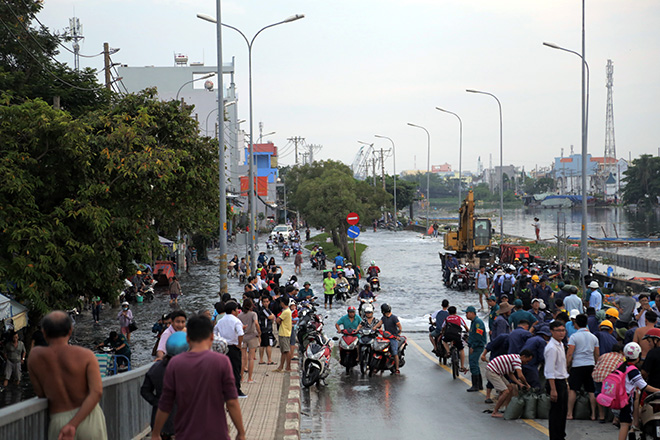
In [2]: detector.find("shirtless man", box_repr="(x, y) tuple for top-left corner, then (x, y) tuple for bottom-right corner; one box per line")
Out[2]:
(28, 311), (108, 440)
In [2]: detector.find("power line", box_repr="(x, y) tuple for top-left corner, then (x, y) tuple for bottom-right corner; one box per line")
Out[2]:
(0, 14), (101, 92)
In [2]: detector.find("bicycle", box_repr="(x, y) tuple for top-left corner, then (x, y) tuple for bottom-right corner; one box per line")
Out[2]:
(447, 333), (468, 380)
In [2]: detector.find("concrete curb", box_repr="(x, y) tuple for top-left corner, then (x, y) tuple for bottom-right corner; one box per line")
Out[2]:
(282, 359), (301, 440)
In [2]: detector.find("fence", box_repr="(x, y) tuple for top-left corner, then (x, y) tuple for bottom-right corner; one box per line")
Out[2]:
(595, 250), (660, 276)
(0, 363), (152, 440)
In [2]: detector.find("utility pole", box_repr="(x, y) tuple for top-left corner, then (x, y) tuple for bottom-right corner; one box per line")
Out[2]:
(287, 136), (305, 165)
(103, 43), (111, 90)
(372, 151), (377, 186)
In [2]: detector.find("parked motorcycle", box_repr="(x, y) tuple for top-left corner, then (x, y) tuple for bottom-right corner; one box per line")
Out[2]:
(640, 391), (660, 439)
(368, 330), (407, 376)
(335, 329), (360, 374)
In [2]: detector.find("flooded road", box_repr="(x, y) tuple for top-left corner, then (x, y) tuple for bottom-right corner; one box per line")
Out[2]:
(299, 229), (613, 439)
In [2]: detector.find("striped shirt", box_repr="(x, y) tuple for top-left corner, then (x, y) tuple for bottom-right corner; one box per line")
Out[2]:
(592, 352), (625, 383)
(486, 354), (522, 376)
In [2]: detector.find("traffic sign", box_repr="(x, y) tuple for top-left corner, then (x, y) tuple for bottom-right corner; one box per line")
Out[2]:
(347, 225), (361, 239)
(346, 212), (360, 225)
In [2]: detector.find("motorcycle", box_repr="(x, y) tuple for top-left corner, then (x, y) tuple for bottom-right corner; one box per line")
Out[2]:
(368, 330), (407, 376)
(428, 320), (447, 365)
(335, 329), (360, 374)
(450, 265), (471, 291)
(282, 248), (291, 259)
(640, 391), (660, 439)
(296, 300), (333, 387)
(368, 276), (380, 292)
(334, 281), (351, 302)
(357, 327), (378, 375)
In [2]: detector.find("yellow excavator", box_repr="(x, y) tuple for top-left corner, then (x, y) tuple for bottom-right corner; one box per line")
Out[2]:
(443, 190), (494, 264)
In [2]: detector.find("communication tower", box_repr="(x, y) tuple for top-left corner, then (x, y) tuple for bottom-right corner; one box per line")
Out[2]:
(604, 59), (616, 174)
(67, 17), (84, 71)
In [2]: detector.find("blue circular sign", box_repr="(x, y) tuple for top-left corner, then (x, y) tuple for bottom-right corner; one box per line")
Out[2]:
(347, 225), (361, 239)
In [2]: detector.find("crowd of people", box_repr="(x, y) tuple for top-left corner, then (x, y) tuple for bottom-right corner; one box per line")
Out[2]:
(432, 260), (660, 440)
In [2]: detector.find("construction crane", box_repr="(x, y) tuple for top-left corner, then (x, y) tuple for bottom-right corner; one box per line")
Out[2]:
(351, 145), (373, 180)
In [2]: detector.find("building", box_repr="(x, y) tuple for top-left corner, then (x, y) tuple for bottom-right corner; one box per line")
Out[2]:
(553, 154), (599, 195)
(117, 60), (243, 194)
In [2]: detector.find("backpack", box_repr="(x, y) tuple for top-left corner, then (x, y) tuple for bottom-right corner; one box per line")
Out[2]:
(501, 275), (513, 294)
(596, 364), (635, 409)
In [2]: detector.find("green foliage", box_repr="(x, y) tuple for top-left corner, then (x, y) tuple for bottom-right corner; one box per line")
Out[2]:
(0, 0), (110, 116)
(304, 233), (367, 268)
(285, 161), (390, 255)
(622, 155), (660, 205)
(382, 175), (418, 210)
(523, 177), (555, 194)
(472, 183), (518, 203)
(0, 92), (219, 313)
(400, 172), (457, 198)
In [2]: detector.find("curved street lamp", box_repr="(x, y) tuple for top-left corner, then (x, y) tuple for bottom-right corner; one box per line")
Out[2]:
(544, 41), (590, 288)
(407, 123), (431, 232)
(466, 89), (503, 243)
(436, 107), (463, 207)
(175, 72), (215, 101)
(197, 12), (305, 273)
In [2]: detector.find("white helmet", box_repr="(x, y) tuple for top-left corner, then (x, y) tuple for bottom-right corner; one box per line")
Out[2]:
(363, 303), (375, 314)
(623, 342), (642, 360)
(371, 261), (376, 266)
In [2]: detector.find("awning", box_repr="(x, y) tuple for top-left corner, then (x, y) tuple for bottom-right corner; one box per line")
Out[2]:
(159, 235), (175, 249)
(0, 294), (28, 331)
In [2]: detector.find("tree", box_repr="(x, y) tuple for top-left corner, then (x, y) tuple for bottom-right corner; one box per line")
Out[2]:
(0, 0), (110, 115)
(0, 91), (219, 313)
(285, 161), (390, 256)
(622, 155), (660, 205)
(382, 175), (418, 211)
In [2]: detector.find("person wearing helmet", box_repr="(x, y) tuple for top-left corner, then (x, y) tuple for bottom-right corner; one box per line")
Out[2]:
(616, 342), (660, 440)
(366, 261), (380, 280)
(141, 331), (189, 437)
(587, 281), (602, 311)
(596, 319), (618, 355)
(358, 304), (378, 329)
(335, 306), (362, 332)
(374, 303), (403, 374)
(117, 301), (134, 343)
(641, 328), (660, 390)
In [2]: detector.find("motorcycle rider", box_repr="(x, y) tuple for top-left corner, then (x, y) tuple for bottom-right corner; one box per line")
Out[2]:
(335, 307), (362, 332)
(374, 303), (403, 374)
(441, 306), (469, 373)
(357, 284), (376, 314)
(357, 304), (378, 329)
(366, 261), (380, 281)
(344, 263), (357, 291)
(335, 271), (350, 301)
(430, 299), (450, 354)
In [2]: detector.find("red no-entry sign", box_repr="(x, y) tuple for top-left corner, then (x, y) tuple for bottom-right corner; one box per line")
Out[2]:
(346, 212), (360, 225)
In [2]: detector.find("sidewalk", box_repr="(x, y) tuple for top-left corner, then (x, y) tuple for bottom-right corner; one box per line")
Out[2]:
(227, 350), (301, 440)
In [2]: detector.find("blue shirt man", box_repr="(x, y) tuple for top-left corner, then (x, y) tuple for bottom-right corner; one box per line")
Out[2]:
(334, 254), (345, 268)
(508, 321), (533, 354)
(520, 327), (550, 388)
(563, 289), (584, 314)
(509, 300), (538, 329)
(596, 323), (618, 354)
(336, 308), (362, 331)
(589, 288), (602, 311)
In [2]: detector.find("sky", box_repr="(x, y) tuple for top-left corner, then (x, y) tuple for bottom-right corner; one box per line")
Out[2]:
(37, 0), (660, 174)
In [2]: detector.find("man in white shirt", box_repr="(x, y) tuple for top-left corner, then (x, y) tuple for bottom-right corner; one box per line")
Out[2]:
(563, 286), (584, 314)
(214, 302), (246, 398)
(544, 320), (569, 440)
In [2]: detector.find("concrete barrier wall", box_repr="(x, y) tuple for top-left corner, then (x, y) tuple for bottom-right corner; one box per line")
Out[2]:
(595, 250), (660, 276)
(0, 364), (152, 440)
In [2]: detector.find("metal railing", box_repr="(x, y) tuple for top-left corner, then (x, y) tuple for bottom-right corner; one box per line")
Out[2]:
(0, 364), (152, 440)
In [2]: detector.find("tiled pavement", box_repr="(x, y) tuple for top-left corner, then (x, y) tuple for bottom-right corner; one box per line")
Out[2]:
(227, 350), (301, 440)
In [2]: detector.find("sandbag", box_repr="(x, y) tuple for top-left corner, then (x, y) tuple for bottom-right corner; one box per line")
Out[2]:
(536, 393), (551, 419)
(503, 394), (526, 420)
(574, 392), (592, 420)
(523, 392), (538, 419)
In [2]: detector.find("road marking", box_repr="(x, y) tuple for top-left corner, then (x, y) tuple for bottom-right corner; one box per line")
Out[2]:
(408, 339), (550, 437)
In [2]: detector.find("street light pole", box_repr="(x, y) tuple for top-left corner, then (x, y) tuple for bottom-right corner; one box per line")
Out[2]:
(436, 107), (463, 206)
(374, 135), (396, 226)
(407, 123), (431, 233)
(543, 41), (591, 289)
(197, 13), (304, 274)
(466, 90), (503, 243)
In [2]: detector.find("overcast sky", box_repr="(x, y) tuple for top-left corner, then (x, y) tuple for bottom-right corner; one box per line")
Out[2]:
(39, 0), (660, 174)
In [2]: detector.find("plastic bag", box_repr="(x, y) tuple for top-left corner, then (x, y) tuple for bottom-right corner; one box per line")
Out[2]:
(536, 393), (551, 419)
(503, 394), (526, 420)
(574, 391), (592, 420)
(523, 392), (538, 419)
